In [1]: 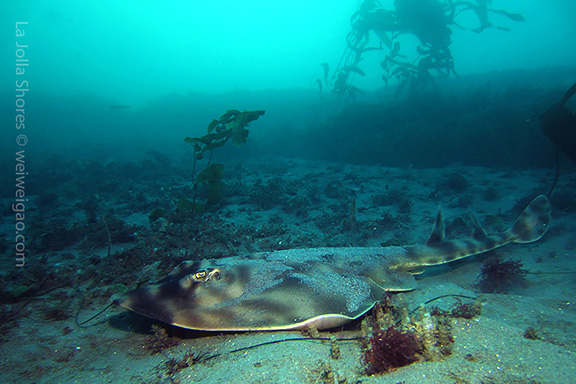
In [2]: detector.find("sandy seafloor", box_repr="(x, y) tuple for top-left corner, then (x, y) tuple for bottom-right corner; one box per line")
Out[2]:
(1, 157), (575, 384)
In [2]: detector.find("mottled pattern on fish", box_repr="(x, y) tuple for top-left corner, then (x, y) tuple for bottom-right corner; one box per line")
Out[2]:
(114, 195), (550, 331)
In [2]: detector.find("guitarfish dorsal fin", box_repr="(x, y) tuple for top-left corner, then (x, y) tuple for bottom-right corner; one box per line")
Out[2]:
(425, 209), (445, 245)
(468, 213), (489, 241)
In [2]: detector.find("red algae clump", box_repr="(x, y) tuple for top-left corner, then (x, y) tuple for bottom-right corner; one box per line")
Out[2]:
(364, 325), (421, 375)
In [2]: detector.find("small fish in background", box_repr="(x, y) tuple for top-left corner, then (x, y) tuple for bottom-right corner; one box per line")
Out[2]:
(109, 105), (130, 110)
(540, 81), (576, 164)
